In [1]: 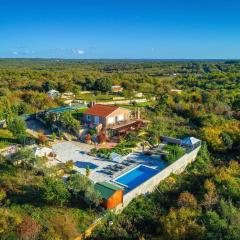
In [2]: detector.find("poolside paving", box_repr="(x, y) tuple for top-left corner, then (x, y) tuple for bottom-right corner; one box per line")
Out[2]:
(51, 141), (166, 183)
(128, 152), (166, 170)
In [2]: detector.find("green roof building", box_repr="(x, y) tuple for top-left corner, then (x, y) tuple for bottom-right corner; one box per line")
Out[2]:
(95, 182), (123, 209)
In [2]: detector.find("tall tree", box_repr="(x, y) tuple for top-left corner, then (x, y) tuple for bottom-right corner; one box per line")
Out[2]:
(42, 177), (70, 206)
(8, 117), (27, 144)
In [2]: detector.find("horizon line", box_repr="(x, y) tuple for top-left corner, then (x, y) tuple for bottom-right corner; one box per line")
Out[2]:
(1, 57), (239, 61)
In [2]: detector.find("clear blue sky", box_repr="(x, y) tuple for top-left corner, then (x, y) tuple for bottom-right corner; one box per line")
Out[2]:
(1, 0), (240, 59)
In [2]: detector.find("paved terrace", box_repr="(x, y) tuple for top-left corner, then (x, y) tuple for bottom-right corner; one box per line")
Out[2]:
(109, 120), (137, 130)
(52, 141), (166, 183)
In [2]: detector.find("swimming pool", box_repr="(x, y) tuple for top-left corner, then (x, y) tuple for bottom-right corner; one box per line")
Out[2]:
(112, 165), (159, 189)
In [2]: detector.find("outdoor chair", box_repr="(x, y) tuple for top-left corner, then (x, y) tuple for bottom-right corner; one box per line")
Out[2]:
(104, 165), (112, 170)
(107, 165), (114, 170)
(101, 169), (113, 175)
(128, 159), (136, 163)
(112, 166), (119, 171)
(106, 170), (113, 175)
(115, 164), (123, 169)
(121, 161), (128, 166)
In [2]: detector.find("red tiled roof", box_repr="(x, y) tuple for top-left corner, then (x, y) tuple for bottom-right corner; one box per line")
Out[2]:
(84, 104), (119, 117)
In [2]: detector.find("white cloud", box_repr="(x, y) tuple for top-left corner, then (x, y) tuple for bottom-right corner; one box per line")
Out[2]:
(72, 49), (85, 55)
(77, 50), (84, 55)
(24, 50), (35, 54)
(10, 49), (36, 56)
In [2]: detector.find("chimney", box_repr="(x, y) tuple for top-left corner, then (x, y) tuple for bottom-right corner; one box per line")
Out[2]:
(90, 101), (96, 107)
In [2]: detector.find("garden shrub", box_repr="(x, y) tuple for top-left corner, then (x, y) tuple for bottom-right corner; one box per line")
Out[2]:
(164, 144), (185, 164)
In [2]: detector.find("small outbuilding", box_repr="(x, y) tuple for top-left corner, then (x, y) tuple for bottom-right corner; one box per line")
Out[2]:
(111, 85), (123, 93)
(95, 182), (123, 209)
(47, 89), (60, 99)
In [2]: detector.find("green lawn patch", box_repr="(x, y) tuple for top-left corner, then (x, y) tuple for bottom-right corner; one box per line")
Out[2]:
(0, 129), (17, 149)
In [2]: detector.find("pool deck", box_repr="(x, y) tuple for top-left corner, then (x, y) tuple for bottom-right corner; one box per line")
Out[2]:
(51, 141), (167, 183)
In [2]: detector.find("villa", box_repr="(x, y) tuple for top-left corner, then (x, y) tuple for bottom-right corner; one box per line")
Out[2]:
(84, 104), (131, 128)
(83, 103), (147, 136)
(83, 103), (146, 136)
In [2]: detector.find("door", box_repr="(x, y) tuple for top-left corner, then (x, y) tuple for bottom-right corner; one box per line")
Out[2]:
(94, 116), (99, 124)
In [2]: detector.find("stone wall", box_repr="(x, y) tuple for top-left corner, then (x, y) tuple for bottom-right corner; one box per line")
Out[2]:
(116, 146), (201, 211)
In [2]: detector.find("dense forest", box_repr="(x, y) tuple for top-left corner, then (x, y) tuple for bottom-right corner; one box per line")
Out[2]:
(0, 59), (239, 239)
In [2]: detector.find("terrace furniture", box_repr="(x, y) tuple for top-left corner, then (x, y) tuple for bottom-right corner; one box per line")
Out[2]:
(101, 169), (113, 175)
(128, 159), (137, 163)
(105, 165), (113, 169)
(107, 165), (115, 171)
(104, 165), (117, 173)
(105, 170), (113, 175)
(116, 164), (124, 170)
(122, 161), (131, 166)
(110, 165), (121, 172)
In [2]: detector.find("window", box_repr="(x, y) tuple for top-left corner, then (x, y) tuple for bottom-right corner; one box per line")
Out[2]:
(108, 117), (115, 124)
(117, 114), (124, 121)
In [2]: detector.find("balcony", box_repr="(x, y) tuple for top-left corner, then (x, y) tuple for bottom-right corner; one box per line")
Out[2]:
(108, 119), (146, 133)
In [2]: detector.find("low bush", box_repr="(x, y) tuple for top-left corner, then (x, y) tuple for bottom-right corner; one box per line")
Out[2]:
(0, 129), (17, 149)
(163, 144), (185, 164)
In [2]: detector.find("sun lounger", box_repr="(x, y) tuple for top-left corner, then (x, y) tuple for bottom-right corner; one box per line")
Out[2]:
(122, 161), (131, 166)
(115, 164), (124, 170)
(112, 167), (119, 172)
(105, 165), (113, 170)
(128, 159), (137, 163)
(106, 165), (114, 171)
(106, 170), (113, 175)
(101, 169), (113, 175)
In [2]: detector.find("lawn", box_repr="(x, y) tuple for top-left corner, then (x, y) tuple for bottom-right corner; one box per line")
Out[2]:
(0, 129), (17, 149)
(117, 101), (154, 110)
(76, 92), (115, 101)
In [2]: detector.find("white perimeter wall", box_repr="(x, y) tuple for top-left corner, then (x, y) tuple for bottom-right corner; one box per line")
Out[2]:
(116, 146), (201, 212)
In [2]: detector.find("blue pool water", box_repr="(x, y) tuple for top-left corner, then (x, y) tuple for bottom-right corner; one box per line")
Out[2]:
(113, 165), (159, 189)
